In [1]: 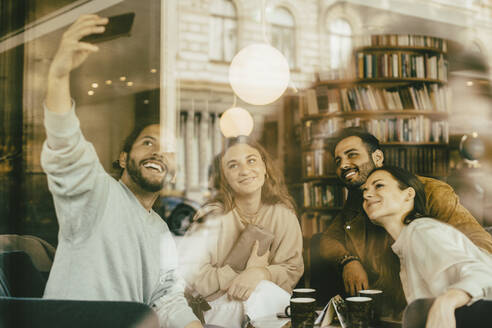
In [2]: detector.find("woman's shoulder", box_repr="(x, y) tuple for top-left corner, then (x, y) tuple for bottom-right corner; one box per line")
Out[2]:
(266, 203), (298, 221)
(406, 217), (460, 241)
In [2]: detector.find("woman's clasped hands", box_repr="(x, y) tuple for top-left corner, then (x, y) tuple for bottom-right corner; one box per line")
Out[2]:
(227, 240), (271, 301)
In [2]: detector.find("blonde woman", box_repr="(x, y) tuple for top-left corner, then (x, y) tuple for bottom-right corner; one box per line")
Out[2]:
(179, 137), (304, 327)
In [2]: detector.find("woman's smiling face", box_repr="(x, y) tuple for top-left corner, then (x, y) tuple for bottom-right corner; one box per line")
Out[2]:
(221, 143), (266, 198)
(362, 170), (414, 226)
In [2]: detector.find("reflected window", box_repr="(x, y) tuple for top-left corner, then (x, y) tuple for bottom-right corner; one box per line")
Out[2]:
(328, 18), (352, 70)
(269, 7), (296, 69)
(209, 0), (237, 62)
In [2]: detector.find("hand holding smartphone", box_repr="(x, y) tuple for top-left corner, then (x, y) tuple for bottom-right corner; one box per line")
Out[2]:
(80, 12), (135, 44)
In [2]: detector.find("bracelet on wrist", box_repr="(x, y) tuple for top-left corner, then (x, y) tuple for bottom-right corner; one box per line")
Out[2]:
(338, 254), (361, 269)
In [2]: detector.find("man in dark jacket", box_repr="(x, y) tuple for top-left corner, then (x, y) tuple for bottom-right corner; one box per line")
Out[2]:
(320, 127), (492, 315)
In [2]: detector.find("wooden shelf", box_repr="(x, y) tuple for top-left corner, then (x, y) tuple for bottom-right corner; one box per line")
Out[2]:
(355, 45), (445, 54)
(314, 78), (446, 88)
(301, 110), (448, 122)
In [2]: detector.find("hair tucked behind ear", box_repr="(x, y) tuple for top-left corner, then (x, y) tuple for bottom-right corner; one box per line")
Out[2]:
(371, 166), (428, 224)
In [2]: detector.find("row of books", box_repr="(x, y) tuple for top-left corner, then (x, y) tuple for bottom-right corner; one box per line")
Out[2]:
(382, 146), (449, 177)
(303, 182), (344, 208)
(303, 150), (336, 177)
(300, 212), (337, 239)
(302, 117), (449, 144)
(354, 34), (448, 52)
(308, 83), (449, 114)
(345, 117), (449, 143)
(300, 145), (448, 178)
(354, 52), (448, 81)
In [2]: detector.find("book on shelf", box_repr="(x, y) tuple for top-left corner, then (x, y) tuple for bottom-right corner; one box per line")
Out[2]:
(354, 34), (447, 52)
(382, 145), (448, 177)
(300, 212), (337, 239)
(302, 150), (337, 177)
(310, 83), (449, 113)
(303, 116), (448, 144)
(303, 182), (343, 208)
(354, 52), (447, 81)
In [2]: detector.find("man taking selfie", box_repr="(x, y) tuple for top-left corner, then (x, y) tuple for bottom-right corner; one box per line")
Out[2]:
(41, 15), (201, 328)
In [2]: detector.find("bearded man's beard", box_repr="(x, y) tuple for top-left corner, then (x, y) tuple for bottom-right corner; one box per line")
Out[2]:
(126, 157), (165, 192)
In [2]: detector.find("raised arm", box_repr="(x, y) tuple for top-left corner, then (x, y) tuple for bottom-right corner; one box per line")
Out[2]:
(41, 15), (111, 243)
(46, 14), (107, 114)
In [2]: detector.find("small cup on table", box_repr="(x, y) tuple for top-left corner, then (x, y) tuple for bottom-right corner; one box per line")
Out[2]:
(358, 289), (383, 325)
(345, 296), (373, 328)
(284, 297), (317, 328)
(292, 288), (316, 300)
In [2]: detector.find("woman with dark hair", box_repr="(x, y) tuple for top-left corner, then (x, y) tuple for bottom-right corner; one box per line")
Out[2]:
(179, 137), (303, 327)
(362, 166), (492, 328)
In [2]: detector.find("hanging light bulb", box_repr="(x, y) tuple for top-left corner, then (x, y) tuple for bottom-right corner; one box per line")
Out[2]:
(219, 107), (254, 138)
(229, 43), (290, 106)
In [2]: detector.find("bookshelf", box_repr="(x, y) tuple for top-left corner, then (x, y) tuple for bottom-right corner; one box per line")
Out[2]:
(288, 34), (451, 287)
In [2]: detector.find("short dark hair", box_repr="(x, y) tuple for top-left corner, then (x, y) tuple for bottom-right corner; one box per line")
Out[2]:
(329, 127), (381, 155)
(112, 122), (160, 174)
(370, 166), (428, 224)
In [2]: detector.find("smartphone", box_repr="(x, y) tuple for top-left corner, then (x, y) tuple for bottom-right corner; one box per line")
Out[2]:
(80, 12), (135, 44)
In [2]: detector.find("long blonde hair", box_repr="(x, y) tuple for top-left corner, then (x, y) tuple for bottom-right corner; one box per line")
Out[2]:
(208, 137), (295, 213)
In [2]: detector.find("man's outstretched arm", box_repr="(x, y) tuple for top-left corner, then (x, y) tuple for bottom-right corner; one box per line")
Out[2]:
(46, 14), (107, 113)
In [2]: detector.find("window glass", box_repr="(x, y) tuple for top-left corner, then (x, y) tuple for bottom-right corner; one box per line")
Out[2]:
(209, 0), (237, 62)
(328, 18), (352, 70)
(270, 7), (296, 68)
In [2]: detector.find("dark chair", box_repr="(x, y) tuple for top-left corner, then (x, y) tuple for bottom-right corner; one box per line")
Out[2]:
(403, 298), (492, 328)
(0, 251), (47, 297)
(0, 298), (159, 328)
(309, 233), (344, 305)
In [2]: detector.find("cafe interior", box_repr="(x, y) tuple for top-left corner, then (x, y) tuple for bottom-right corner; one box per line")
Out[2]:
(1, 0), (492, 327)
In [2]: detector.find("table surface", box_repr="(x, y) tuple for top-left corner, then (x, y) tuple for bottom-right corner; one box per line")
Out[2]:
(251, 315), (401, 328)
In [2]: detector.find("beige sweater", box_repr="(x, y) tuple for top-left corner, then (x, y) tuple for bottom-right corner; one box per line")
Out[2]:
(179, 203), (304, 301)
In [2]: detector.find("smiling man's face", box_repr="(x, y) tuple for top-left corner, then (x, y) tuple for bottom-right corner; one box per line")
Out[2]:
(124, 124), (168, 192)
(334, 136), (380, 189)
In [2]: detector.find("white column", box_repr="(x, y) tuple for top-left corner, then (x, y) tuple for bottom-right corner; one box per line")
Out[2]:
(186, 109), (195, 191)
(213, 113), (223, 156)
(161, 0), (177, 156)
(199, 107), (211, 189)
(192, 111), (200, 187)
(176, 112), (186, 191)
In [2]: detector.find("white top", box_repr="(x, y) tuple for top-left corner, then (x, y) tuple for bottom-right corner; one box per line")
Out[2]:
(41, 104), (197, 328)
(392, 218), (492, 305)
